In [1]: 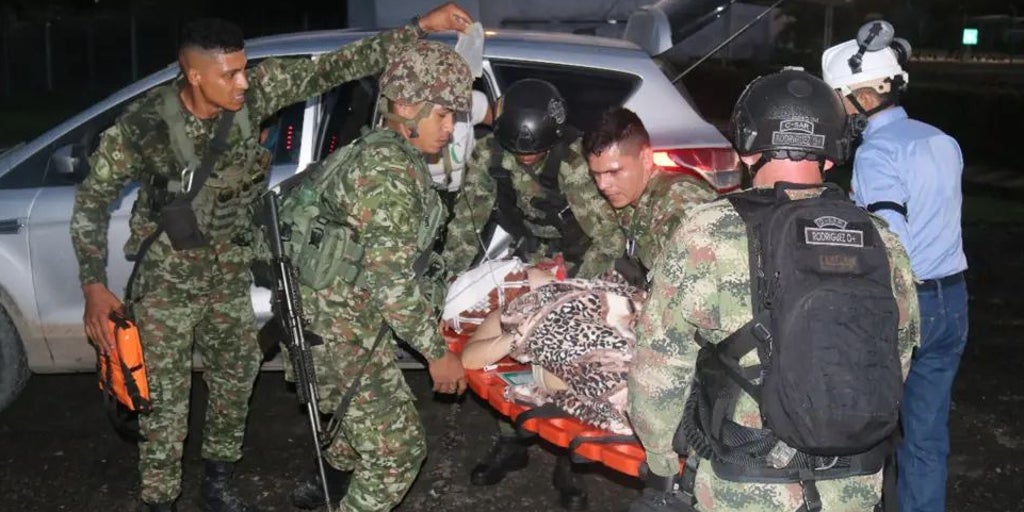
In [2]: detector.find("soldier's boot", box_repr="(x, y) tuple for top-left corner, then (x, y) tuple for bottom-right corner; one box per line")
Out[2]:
(200, 460), (255, 512)
(470, 435), (530, 486)
(143, 502), (177, 512)
(290, 463), (353, 510)
(627, 473), (694, 512)
(552, 453), (588, 510)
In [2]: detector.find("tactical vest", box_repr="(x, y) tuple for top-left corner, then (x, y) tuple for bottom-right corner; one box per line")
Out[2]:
(278, 129), (446, 294)
(149, 85), (265, 246)
(486, 131), (592, 270)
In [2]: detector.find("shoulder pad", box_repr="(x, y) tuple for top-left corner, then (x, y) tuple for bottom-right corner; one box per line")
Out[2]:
(563, 137), (585, 168)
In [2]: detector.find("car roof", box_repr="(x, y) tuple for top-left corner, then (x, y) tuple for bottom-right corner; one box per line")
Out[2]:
(245, 28), (642, 57)
(1, 29), (727, 168)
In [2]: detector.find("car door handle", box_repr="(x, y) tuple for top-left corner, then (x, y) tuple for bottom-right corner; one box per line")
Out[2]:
(0, 218), (23, 234)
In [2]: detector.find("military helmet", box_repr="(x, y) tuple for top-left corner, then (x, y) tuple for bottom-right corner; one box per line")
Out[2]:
(493, 79), (568, 154)
(379, 40), (472, 113)
(731, 68), (851, 166)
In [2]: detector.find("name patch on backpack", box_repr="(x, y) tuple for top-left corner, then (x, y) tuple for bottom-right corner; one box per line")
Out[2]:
(803, 216), (864, 247)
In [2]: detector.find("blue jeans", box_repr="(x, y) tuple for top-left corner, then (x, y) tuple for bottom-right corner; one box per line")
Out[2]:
(897, 276), (969, 512)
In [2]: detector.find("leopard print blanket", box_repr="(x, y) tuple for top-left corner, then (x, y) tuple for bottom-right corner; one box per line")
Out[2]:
(500, 278), (646, 434)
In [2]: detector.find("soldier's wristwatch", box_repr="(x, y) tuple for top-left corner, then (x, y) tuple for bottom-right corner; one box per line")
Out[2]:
(410, 15), (428, 38)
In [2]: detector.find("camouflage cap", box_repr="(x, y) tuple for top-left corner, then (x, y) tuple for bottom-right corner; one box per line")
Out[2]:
(380, 40), (472, 113)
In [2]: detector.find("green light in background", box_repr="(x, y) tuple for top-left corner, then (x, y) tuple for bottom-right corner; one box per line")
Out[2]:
(962, 28), (979, 46)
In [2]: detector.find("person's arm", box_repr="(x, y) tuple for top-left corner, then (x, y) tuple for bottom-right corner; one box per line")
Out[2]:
(460, 312), (513, 369)
(627, 223), (703, 478)
(876, 220), (921, 377)
(444, 137), (497, 273)
(247, 2), (472, 122)
(71, 121), (140, 350)
(246, 26), (418, 123)
(852, 143), (911, 248)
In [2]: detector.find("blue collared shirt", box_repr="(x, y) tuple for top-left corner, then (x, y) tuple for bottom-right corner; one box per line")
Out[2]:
(851, 107), (968, 280)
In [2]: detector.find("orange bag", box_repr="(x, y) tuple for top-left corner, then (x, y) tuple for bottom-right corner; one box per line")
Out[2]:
(97, 313), (152, 413)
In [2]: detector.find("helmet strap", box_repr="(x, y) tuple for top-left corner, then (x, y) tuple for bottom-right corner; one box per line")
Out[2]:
(381, 97), (434, 139)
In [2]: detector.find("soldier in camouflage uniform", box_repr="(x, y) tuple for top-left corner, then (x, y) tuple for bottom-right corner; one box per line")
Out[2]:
(628, 69), (920, 512)
(70, 5), (472, 511)
(582, 107), (716, 287)
(450, 80), (625, 497)
(284, 40), (471, 512)
(444, 79), (625, 279)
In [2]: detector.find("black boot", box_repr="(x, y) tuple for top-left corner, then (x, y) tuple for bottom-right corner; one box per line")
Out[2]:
(470, 435), (530, 486)
(290, 463), (353, 510)
(200, 460), (254, 512)
(143, 502), (176, 512)
(628, 473), (693, 512)
(553, 454), (588, 510)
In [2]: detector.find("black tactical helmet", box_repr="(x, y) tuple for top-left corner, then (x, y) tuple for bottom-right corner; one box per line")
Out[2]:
(493, 79), (568, 154)
(731, 68), (851, 167)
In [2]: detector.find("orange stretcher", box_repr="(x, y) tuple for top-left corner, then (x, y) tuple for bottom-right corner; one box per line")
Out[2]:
(447, 332), (682, 478)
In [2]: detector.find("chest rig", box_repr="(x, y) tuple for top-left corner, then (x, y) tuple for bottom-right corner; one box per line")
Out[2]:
(145, 86), (267, 246)
(487, 132), (591, 270)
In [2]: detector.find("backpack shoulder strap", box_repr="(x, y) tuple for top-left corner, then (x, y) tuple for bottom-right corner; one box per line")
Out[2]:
(157, 85), (198, 171)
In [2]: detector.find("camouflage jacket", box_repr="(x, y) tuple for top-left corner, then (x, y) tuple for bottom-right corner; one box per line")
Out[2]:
(71, 25), (421, 287)
(615, 171), (716, 274)
(300, 128), (448, 362)
(628, 187), (920, 512)
(445, 134), (624, 277)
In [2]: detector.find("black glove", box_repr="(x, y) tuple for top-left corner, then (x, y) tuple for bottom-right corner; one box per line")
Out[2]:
(529, 194), (571, 228)
(614, 255), (648, 288)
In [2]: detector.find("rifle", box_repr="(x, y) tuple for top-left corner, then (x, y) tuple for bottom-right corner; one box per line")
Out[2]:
(261, 191), (334, 512)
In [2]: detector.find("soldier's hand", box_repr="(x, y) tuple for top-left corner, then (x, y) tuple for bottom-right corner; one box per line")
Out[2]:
(418, 2), (473, 34)
(82, 283), (124, 354)
(428, 350), (467, 395)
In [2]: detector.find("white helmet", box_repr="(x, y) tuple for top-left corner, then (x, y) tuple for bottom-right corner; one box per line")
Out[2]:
(821, 20), (910, 95)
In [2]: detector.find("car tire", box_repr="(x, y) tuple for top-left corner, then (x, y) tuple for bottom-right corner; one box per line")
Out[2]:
(0, 306), (31, 412)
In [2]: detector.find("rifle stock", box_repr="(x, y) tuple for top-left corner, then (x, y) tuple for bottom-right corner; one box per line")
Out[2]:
(262, 191), (334, 512)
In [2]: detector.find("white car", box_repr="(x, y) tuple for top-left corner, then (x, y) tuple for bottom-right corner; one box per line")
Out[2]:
(0, 28), (738, 411)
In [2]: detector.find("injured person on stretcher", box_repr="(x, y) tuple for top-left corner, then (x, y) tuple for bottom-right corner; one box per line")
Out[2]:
(443, 258), (646, 435)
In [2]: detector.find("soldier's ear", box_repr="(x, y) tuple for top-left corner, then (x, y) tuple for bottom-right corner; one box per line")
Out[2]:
(640, 144), (654, 171)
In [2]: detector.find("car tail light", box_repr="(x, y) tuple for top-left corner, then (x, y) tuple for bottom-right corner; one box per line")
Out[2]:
(653, 147), (741, 192)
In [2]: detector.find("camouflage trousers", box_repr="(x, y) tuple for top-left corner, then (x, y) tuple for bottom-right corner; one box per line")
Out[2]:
(132, 251), (261, 504)
(692, 460), (883, 512)
(313, 324), (426, 512)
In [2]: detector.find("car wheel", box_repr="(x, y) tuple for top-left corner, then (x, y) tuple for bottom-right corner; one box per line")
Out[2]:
(0, 306), (31, 412)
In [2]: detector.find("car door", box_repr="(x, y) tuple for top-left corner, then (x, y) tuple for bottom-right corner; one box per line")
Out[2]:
(0, 157), (46, 368)
(25, 77), (173, 371)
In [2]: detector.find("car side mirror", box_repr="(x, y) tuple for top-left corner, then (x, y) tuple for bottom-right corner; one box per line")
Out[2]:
(49, 143), (89, 183)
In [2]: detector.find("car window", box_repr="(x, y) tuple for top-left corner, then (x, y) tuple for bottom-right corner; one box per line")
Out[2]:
(0, 92), (134, 190)
(261, 101), (306, 165)
(489, 62), (640, 132)
(315, 77), (378, 160)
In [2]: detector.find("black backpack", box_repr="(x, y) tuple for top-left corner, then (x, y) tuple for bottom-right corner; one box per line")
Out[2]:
(685, 183), (902, 483)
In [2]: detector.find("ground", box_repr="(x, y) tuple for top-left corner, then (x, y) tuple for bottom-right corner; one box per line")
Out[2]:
(1, 222), (1023, 512)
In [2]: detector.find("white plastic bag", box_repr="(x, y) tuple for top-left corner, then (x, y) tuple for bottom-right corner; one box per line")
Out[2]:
(455, 22), (484, 78)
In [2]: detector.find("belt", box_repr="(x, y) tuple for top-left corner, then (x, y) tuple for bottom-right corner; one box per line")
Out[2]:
(916, 271), (964, 291)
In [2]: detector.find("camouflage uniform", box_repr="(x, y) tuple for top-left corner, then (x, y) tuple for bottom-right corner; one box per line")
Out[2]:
(295, 40), (471, 511)
(300, 130), (446, 512)
(615, 171), (716, 275)
(445, 135), (625, 277)
(628, 188), (920, 512)
(69, 26), (423, 504)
